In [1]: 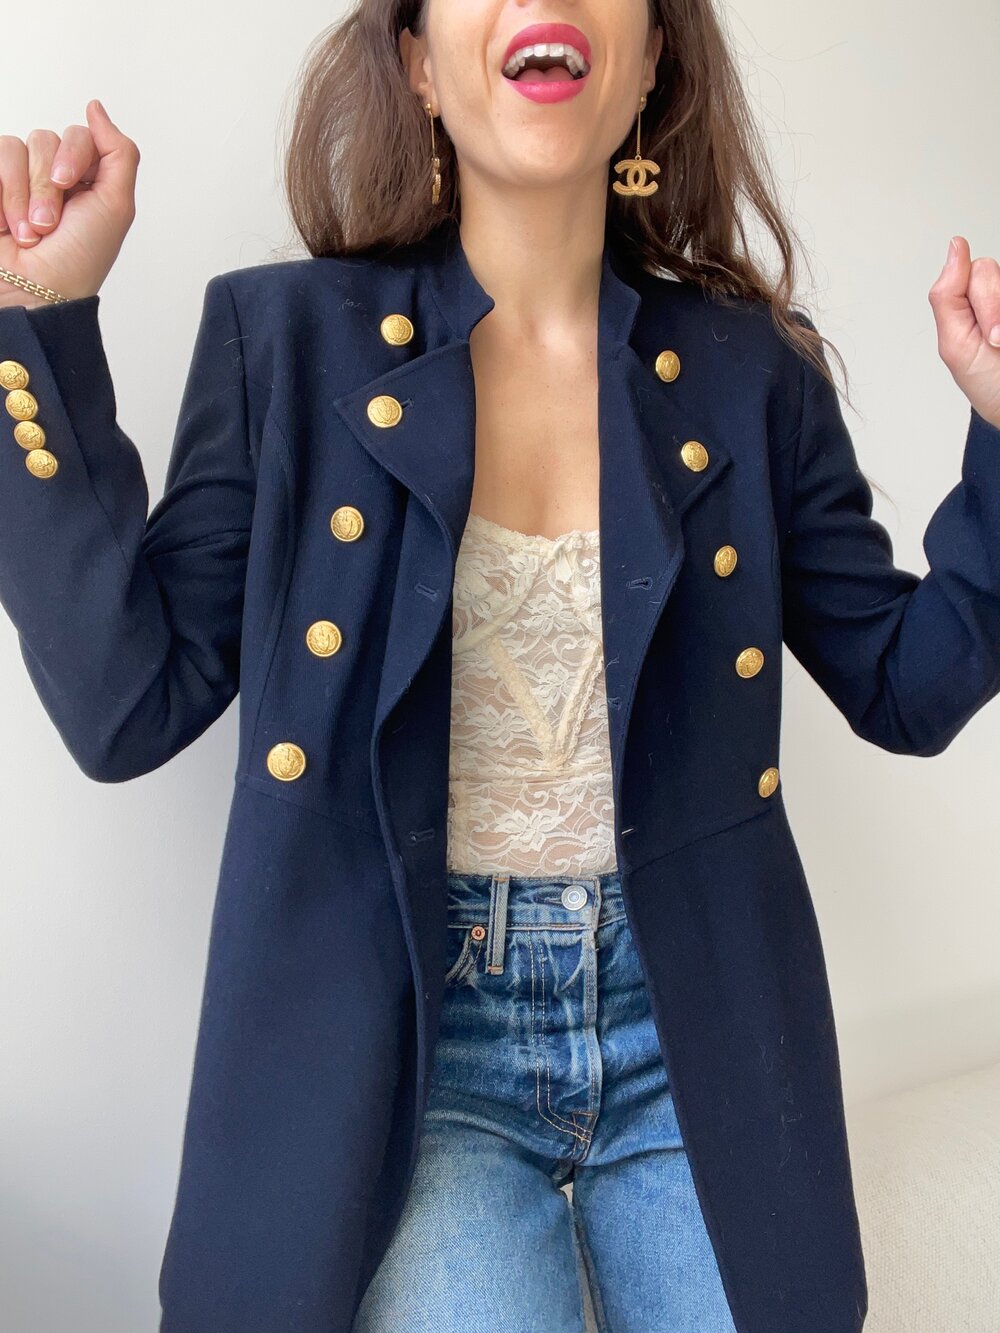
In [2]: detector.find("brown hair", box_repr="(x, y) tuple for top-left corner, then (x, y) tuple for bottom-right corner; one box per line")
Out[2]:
(275, 0), (889, 497)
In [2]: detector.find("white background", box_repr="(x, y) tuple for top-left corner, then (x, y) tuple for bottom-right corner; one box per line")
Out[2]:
(1, 1), (998, 1328)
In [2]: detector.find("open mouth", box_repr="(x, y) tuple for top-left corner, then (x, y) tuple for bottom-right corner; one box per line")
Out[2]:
(501, 42), (592, 83)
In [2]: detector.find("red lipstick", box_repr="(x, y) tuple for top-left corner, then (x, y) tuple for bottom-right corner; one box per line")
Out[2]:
(501, 23), (592, 105)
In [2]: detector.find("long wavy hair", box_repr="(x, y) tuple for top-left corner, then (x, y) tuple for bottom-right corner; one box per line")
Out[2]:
(273, 0), (882, 477)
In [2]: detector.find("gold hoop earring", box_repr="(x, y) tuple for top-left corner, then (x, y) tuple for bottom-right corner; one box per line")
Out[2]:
(426, 101), (442, 206)
(612, 93), (659, 197)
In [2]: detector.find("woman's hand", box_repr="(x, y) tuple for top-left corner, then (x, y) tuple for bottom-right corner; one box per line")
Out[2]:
(0, 100), (139, 305)
(928, 235), (1000, 430)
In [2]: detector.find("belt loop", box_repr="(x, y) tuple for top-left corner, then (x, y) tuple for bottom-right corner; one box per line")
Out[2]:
(485, 872), (510, 974)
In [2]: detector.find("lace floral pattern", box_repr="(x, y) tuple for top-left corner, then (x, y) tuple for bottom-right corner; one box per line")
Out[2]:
(447, 511), (618, 876)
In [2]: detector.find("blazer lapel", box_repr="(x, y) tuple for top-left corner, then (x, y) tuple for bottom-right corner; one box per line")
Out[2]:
(329, 226), (489, 748)
(330, 219), (732, 864)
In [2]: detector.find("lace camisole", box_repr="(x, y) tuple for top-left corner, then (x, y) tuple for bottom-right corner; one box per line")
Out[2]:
(446, 510), (619, 878)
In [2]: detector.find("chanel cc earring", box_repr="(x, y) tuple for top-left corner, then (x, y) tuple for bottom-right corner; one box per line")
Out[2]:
(613, 93), (659, 197)
(426, 101), (441, 205)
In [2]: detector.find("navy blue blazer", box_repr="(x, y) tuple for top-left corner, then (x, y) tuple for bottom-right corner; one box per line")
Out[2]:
(2, 217), (999, 1332)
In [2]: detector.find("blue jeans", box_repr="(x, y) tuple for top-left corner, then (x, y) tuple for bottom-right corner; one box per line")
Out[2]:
(352, 871), (738, 1332)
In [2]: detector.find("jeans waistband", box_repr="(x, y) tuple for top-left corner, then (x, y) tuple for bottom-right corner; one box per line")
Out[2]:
(445, 871), (624, 976)
(446, 870), (622, 926)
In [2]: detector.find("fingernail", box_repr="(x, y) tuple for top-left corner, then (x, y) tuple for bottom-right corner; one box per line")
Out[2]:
(29, 205), (53, 226)
(989, 325), (1000, 348)
(946, 237), (959, 265)
(16, 221), (37, 243)
(51, 163), (72, 184)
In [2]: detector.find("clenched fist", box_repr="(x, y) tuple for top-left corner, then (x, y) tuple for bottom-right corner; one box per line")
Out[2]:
(928, 237), (1000, 432)
(0, 100), (138, 308)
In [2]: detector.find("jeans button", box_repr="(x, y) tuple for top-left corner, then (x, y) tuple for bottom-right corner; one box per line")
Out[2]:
(561, 884), (588, 910)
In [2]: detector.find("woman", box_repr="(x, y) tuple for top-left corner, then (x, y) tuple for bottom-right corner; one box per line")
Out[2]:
(1, 1), (998, 1330)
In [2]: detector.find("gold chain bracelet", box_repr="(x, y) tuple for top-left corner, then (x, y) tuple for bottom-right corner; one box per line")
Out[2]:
(0, 265), (70, 304)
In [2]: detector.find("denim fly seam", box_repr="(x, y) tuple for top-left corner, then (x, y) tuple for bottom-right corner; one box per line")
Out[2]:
(434, 870), (629, 1164)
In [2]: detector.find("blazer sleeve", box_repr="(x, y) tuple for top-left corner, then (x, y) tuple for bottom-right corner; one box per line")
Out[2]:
(0, 274), (255, 782)
(779, 314), (1000, 757)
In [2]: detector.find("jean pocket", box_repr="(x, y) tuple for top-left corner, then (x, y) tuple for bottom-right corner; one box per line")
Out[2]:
(442, 924), (485, 987)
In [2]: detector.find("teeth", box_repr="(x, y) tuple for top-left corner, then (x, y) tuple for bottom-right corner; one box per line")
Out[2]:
(501, 42), (591, 79)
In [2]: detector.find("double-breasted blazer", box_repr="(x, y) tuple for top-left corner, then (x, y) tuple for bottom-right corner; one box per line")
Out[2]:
(2, 215), (999, 1333)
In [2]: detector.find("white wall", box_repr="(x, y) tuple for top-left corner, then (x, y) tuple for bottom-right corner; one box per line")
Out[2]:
(1, 2), (997, 1329)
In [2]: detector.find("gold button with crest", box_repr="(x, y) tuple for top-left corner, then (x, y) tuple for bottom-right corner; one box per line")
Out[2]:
(25, 449), (58, 478)
(5, 388), (38, 422)
(758, 767), (780, 798)
(14, 420), (45, 451)
(380, 313), (414, 346)
(680, 440), (708, 472)
(266, 741), (307, 781)
(367, 394), (403, 428)
(655, 350), (680, 382)
(735, 647), (764, 678)
(305, 620), (343, 657)
(330, 505), (364, 542)
(713, 545), (737, 577)
(0, 360), (29, 392)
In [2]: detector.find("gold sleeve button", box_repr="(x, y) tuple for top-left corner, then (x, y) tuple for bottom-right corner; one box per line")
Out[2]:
(267, 742), (307, 781)
(680, 440), (708, 472)
(330, 506), (364, 541)
(655, 350), (680, 382)
(0, 360), (29, 392)
(5, 388), (38, 422)
(14, 420), (45, 451)
(25, 449), (58, 479)
(758, 767), (780, 798)
(735, 647), (764, 678)
(305, 620), (343, 657)
(380, 314), (414, 346)
(367, 395), (403, 428)
(713, 545), (737, 577)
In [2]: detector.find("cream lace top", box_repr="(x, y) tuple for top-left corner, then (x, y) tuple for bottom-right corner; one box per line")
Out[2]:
(446, 511), (619, 877)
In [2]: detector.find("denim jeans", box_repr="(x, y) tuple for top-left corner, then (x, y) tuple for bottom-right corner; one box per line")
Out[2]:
(352, 870), (738, 1332)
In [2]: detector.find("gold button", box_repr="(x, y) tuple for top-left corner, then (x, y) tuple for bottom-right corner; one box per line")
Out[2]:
(330, 505), (364, 542)
(266, 742), (307, 781)
(14, 420), (45, 451)
(0, 360), (29, 392)
(713, 545), (737, 577)
(380, 313), (414, 346)
(735, 647), (764, 678)
(680, 440), (708, 471)
(758, 767), (780, 798)
(367, 394), (403, 428)
(305, 620), (343, 657)
(5, 388), (38, 422)
(655, 350), (680, 382)
(470, 925), (487, 941)
(25, 449), (58, 478)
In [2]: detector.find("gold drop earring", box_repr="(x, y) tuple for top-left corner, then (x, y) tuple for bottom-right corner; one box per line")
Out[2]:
(612, 93), (659, 197)
(426, 101), (442, 205)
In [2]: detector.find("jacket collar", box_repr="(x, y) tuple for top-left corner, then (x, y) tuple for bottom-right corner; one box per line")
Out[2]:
(421, 214), (643, 351)
(330, 215), (694, 564)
